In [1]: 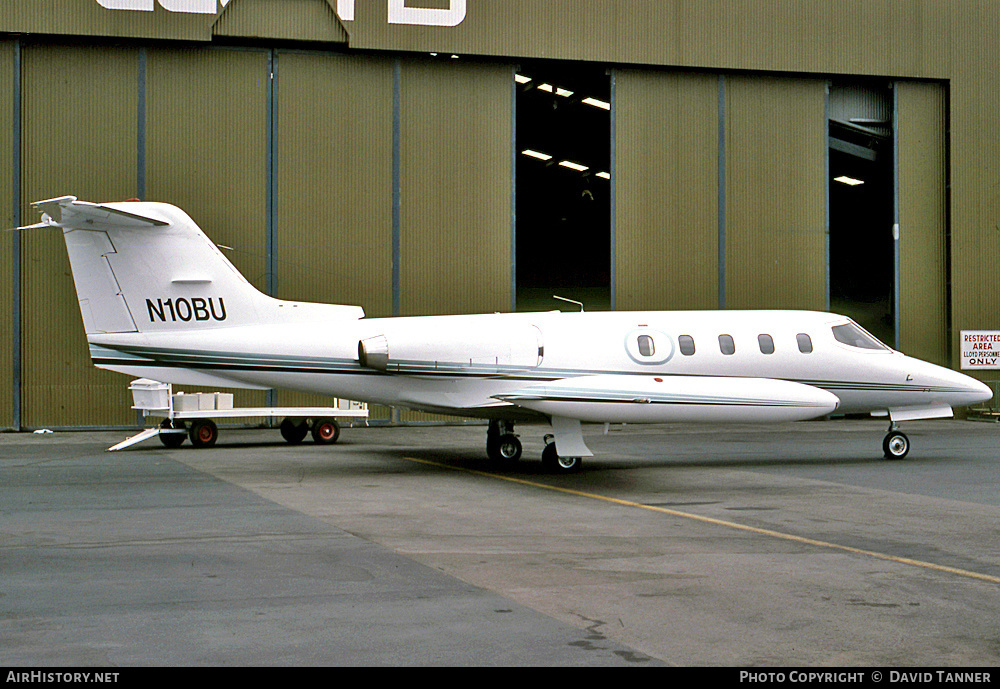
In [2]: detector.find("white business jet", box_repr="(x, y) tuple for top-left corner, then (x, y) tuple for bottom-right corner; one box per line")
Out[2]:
(23, 196), (992, 471)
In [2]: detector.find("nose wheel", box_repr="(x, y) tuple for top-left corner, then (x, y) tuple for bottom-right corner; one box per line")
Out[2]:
(882, 425), (910, 460)
(542, 440), (582, 473)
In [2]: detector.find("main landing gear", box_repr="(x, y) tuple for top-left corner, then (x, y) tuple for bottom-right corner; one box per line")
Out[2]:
(486, 421), (582, 473)
(882, 422), (910, 460)
(486, 419), (522, 465)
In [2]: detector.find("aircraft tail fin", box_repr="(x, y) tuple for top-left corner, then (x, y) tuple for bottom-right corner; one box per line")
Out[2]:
(32, 196), (364, 336)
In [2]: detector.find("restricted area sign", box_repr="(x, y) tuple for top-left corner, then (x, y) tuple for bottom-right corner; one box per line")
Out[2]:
(960, 331), (1000, 369)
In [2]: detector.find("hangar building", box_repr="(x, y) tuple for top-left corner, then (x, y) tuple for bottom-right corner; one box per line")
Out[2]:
(1, 0), (997, 429)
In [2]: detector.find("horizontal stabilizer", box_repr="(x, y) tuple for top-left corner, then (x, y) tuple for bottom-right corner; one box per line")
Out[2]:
(9, 221), (50, 232)
(495, 374), (840, 424)
(32, 196), (168, 228)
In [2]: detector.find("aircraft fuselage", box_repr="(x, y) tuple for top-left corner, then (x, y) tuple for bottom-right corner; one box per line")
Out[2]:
(87, 308), (987, 423)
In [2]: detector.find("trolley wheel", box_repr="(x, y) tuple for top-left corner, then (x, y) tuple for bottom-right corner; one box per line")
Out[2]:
(188, 418), (219, 448)
(280, 417), (309, 444)
(158, 419), (186, 448)
(311, 418), (340, 444)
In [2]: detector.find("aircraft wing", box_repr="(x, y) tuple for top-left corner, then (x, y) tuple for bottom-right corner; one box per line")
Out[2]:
(493, 374), (839, 424)
(32, 196), (168, 228)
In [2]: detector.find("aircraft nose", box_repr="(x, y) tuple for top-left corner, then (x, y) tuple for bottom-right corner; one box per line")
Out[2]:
(939, 367), (993, 407)
(964, 376), (994, 406)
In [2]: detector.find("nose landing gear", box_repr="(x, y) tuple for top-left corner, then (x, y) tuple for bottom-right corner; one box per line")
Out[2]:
(882, 423), (910, 460)
(541, 436), (582, 473)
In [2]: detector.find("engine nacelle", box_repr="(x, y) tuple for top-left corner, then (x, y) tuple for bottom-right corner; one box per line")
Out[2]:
(357, 320), (543, 374)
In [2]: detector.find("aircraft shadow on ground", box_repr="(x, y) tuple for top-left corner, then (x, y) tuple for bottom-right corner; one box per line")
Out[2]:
(129, 427), (925, 473)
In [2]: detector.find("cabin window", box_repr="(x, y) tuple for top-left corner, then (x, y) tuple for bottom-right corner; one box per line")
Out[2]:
(831, 322), (888, 350)
(679, 335), (695, 356)
(796, 333), (813, 353)
(718, 334), (735, 355)
(637, 334), (655, 357)
(758, 334), (775, 354)
(625, 328), (673, 365)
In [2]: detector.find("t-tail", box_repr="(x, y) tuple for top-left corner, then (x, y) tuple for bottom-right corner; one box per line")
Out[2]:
(28, 196), (364, 339)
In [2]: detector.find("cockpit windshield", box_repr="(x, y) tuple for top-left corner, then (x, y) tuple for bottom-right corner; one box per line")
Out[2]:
(831, 321), (890, 351)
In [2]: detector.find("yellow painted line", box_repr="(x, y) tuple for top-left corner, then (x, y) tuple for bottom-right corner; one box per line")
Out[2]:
(404, 456), (1000, 586)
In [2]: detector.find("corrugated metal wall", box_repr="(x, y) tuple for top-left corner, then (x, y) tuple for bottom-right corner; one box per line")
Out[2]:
(897, 81), (948, 367)
(347, 0), (952, 81)
(341, 0), (1000, 377)
(214, 0), (350, 43)
(948, 6), (1000, 369)
(1, 41), (13, 429)
(724, 76), (827, 310)
(273, 51), (393, 315)
(146, 47), (269, 291)
(614, 69), (719, 311)
(2, 1), (992, 425)
(399, 59), (512, 316)
(3, 42), (516, 428)
(19, 44), (139, 427)
(615, 71), (829, 314)
(2, 0), (217, 41)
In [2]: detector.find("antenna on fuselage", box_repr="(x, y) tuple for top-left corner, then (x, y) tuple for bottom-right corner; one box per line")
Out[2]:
(553, 295), (584, 312)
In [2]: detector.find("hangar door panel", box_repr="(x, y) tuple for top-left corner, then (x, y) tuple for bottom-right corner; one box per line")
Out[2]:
(274, 52), (393, 317)
(1, 41), (12, 428)
(400, 60), (512, 317)
(615, 70), (719, 311)
(20, 44), (138, 427)
(896, 81), (948, 366)
(725, 76), (827, 310)
(147, 47), (268, 295)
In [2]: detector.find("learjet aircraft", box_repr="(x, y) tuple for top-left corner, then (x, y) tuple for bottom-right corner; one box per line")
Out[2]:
(22, 196), (992, 471)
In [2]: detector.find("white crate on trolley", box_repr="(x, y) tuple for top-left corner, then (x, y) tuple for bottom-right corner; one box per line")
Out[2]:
(128, 379), (171, 411)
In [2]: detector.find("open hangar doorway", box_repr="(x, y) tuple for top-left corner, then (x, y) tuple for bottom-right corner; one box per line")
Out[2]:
(828, 81), (895, 346)
(514, 62), (612, 312)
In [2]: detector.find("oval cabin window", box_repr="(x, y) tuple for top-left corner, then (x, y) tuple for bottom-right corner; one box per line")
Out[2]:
(624, 328), (674, 365)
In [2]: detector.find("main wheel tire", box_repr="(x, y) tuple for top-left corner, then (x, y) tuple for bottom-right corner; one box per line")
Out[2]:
(280, 417), (309, 444)
(882, 430), (910, 460)
(188, 419), (219, 448)
(311, 418), (340, 444)
(158, 420), (186, 448)
(541, 442), (582, 473)
(488, 433), (522, 464)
